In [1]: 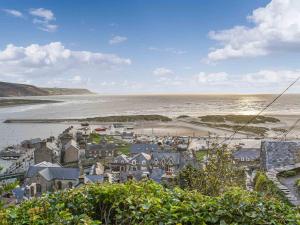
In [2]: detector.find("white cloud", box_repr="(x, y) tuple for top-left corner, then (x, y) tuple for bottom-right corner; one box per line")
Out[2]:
(153, 67), (174, 76)
(148, 46), (187, 55)
(207, 0), (300, 62)
(0, 42), (131, 85)
(29, 8), (55, 21)
(196, 72), (229, 84)
(109, 36), (128, 45)
(29, 8), (58, 32)
(243, 70), (300, 84)
(2, 9), (23, 18)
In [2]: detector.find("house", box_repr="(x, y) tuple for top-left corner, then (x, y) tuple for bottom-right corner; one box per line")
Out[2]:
(33, 141), (56, 164)
(261, 140), (300, 171)
(21, 138), (42, 149)
(130, 144), (159, 155)
(85, 175), (104, 184)
(110, 154), (130, 172)
(151, 152), (181, 173)
(25, 162), (79, 197)
(129, 153), (151, 171)
(63, 140), (79, 163)
(233, 148), (260, 168)
(85, 143), (116, 159)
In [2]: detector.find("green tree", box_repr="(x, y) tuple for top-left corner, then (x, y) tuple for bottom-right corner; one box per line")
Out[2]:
(179, 144), (245, 196)
(0, 167), (18, 208)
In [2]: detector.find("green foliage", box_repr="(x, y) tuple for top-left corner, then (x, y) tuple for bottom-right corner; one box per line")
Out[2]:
(199, 115), (280, 124)
(81, 115), (172, 122)
(1, 181), (299, 225)
(195, 150), (207, 161)
(90, 133), (101, 143)
(254, 172), (290, 205)
(280, 170), (297, 178)
(271, 127), (288, 133)
(179, 145), (245, 196)
(295, 179), (300, 188)
(177, 115), (190, 119)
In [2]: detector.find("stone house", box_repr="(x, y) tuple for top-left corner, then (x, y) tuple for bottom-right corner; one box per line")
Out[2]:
(85, 143), (116, 159)
(233, 148), (260, 168)
(261, 140), (300, 171)
(151, 152), (180, 173)
(128, 153), (151, 172)
(62, 140), (79, 163)
(110, 154), (130, 172)
(25, 162), (79, 197)
(33, 141), (56, 164)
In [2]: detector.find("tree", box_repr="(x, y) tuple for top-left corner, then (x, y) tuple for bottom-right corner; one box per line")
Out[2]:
(178, 144), (245, 196)
(0, 167), (18, 208)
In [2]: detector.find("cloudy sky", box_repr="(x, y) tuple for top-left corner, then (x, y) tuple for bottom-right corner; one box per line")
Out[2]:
(1, 0), (300, 94)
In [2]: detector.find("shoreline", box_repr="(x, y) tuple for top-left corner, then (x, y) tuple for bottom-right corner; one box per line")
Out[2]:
(0, 99), (61, 108)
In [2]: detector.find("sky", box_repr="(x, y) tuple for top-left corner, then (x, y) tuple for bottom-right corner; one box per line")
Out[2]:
(1, 0), (300, 94)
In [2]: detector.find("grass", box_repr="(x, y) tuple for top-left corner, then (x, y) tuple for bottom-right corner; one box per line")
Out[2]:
(81, 115), (172, 122)
(89, 133), (101, 143)
(199, 115), (280, 124)
(116, 144), (131, 155)
(195, 150), (207, 161)
(272, 127), (288, 133)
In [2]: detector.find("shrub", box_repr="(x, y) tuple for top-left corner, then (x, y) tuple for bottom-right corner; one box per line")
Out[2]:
(1, 181), (299, 225)
(280, 170), (297, 178)
(254, 171), (291, 205)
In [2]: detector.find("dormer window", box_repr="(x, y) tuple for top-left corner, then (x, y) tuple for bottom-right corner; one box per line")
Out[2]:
(132, 160), (136, 165)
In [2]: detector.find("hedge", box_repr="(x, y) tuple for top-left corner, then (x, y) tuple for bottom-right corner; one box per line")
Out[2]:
(1, 181), (299, 225)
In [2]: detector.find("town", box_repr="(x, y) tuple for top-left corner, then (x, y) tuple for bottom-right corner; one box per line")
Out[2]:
(1, 120), (300, 208)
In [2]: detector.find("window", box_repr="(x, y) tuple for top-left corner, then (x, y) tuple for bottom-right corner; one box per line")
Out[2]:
(142, 160), (146, 165)
(36, 184), (42, 193)
(68, 182), (73, 188)
(57, 181), (62, 190)
(132, 160), (136, 165)
(30, 186), (34, 197)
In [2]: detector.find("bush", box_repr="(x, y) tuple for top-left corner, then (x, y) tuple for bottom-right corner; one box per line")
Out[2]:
(1, 181), (299, 225)
(280, 170), (297, 178)
(254, 172), (291, 205)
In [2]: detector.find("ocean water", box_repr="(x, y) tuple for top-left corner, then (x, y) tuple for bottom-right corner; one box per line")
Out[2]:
(0, 94), (300, 169)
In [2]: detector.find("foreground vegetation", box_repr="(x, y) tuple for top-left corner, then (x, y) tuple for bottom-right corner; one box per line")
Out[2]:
(1, 181), (299, 225)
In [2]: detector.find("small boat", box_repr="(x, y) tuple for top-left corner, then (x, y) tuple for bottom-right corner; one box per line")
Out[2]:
(95, 127), (107, 132)
(81, 122), (89, 127)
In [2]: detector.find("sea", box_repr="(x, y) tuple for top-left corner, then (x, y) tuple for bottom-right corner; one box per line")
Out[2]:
(1, 94), (300, 170)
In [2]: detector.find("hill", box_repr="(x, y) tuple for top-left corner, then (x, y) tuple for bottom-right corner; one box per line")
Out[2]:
(0, 81), (93, 97)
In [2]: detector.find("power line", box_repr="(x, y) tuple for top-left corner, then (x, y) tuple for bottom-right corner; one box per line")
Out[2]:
(213, 76), (300, 149)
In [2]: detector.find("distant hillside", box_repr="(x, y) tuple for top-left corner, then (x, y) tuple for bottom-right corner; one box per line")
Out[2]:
(0, 81), (93, 97)
(43, 87), (93, 95)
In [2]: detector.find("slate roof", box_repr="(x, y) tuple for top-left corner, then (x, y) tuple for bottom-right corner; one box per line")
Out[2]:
(152, 152), (181, 164)
(150, 168), (164, 183)
(65, 140), (79, 151)
(130, 144), (159, 154)
(261, 140), (300, 170)
(130, 152), (151, 163)
(38, 167), (80, 181)
(113, 154), (130, 164)
(233, 148), (260, 161)
(86, 143), (116, 151)
(85, 175), (104, 183)
(26, 162), (61, 178)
